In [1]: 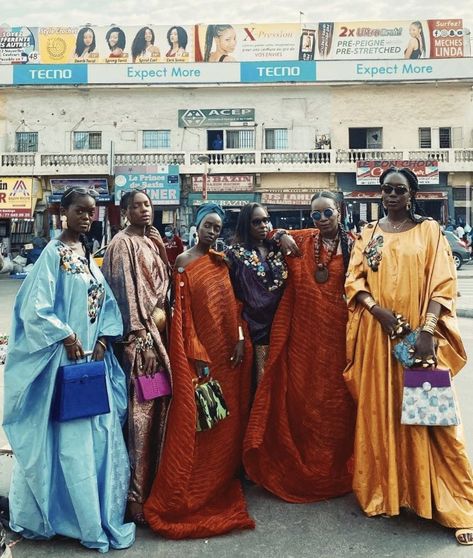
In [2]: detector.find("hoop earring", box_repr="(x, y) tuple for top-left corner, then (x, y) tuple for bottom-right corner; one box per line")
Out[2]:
(406, 200), (411, 210)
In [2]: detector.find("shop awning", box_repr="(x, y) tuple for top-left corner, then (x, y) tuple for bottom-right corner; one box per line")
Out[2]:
(344, 191), (447, 200)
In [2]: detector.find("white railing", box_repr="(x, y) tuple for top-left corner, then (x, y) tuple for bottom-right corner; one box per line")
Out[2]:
(41, 153), (109, 167)
(115, 152), (185, 166)
(2, 148), (473, 174)
(189, 151), (256, 165)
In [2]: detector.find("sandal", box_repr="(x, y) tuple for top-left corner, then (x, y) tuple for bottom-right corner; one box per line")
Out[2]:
(456, 529), (473, 545)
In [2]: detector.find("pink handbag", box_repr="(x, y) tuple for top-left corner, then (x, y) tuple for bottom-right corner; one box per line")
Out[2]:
(134, 368), (171, 402)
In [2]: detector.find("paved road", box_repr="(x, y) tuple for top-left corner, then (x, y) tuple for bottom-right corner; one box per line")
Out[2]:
(1, 274), (473, 556)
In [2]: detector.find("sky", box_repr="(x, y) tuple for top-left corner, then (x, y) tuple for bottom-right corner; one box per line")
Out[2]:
(2, 0), (473, 26)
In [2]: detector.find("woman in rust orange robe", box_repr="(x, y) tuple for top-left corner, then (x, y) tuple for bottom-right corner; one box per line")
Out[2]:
(243, 191), (356, 503)
(144, 203), (255, 538)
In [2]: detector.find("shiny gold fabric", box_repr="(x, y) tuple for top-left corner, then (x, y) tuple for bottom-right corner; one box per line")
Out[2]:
(102, 231), (171, 505)
(344, 219), (473, 528)
(254, 344), (269, 385)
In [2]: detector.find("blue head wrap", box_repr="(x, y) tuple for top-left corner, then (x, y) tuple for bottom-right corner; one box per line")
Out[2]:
(195, 202), (225, 228)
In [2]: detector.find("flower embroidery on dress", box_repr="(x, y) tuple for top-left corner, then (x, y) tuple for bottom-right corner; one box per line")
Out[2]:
(88, 280), (105, 323)
(363, 235), (384, 272)
(57, 243), (87, 275)
(230, 244), (288, 291)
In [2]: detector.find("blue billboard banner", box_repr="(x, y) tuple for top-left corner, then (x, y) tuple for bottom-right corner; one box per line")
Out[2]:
(13, 64), (88, 84)
(114, 164), (180, 206)
(240, 61), (316, 83)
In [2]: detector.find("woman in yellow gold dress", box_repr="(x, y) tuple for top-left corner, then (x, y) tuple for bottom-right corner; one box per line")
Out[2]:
(344, 166), (473, 545)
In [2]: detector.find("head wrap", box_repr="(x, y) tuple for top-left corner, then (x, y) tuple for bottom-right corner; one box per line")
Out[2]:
(195, 202), (225, 228)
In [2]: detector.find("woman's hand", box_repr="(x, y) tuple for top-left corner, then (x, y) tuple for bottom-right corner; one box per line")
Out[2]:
(412, 331), (437, 367)
(92, 339), (106, 361)
(63, 333), (85, 361)
(230, 340), (245, 368)
(139, 348), (157, 377)
(371, 306), (400, 336)
(279, 234), (301, 257)
(147, 226), (165, 250)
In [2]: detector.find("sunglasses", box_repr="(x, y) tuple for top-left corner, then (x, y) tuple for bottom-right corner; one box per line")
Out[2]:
(251, 217), (270, 226)
(63, 187), (99, 198)
(381, 184), (409, 196)
(311, 208), (336, 221)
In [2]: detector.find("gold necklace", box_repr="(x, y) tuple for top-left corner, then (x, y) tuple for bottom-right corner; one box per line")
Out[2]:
(387, 217), (409, 231)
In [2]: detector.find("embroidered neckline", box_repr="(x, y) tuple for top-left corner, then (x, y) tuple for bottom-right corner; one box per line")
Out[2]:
(231, 243), (288, 292)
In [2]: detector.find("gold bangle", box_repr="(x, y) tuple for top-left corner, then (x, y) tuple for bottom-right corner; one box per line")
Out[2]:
(97, 339), (107, 351)
(63, 333), (78, 347)
(238, 326), (245, 341)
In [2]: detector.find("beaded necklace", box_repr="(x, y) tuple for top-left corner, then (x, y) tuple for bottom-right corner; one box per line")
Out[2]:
(231, 243), (288, 292)
(313, 233), (339, 283)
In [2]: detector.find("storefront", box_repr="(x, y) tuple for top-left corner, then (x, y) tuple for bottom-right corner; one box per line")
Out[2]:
(48, 178), (112, 242)
(114, 165), (181, 233)
(339, 167), (449, 225)
(188, 174), (258, 239)
(0, 176), (42, 254)
(259, 173), (336, 229)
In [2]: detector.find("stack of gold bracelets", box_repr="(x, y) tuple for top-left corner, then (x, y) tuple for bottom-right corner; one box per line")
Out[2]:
(421, 313), (438, 335)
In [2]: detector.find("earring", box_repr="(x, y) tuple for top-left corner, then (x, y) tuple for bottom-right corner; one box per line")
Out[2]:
(406, 200), (411, 210)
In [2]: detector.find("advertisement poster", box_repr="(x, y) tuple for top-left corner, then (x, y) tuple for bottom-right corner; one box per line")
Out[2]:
(0, 26), (38, 64)
(194, 23), (302, 62)
(314, 19), (468, 60)
(0, 177), (33, 218)
(356, 160), (439, 185)
(37, 24), (194, 64)
(49, 178), (110, 201)
(114, 165), (180, 205)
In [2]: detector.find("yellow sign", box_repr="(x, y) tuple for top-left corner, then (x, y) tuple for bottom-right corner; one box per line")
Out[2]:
(0, 177), (33, 218)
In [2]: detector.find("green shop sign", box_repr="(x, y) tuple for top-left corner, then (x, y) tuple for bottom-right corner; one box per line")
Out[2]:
(178, 108), (255, 128)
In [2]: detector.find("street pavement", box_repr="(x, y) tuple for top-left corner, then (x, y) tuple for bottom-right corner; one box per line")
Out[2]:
(1, 264), (473, 557)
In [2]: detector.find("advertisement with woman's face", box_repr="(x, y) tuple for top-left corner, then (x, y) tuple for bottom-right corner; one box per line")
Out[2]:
(195, 23), (301, 62)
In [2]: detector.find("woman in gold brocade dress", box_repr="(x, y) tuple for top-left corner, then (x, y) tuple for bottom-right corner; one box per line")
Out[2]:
(344, 166), (473, 545)
(102, 190), (171, 525)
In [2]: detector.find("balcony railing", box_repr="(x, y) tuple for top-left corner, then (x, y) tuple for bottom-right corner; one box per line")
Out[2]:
(1, 148), (473, 175)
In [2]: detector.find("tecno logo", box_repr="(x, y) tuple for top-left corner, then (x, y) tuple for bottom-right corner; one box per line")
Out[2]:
(29, 68), (72, 80)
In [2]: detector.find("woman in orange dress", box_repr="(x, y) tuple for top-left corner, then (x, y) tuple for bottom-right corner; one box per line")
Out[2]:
(344, 166), (473, 545)
(243, 191), (356, 503)
(144, 203), (255, 538)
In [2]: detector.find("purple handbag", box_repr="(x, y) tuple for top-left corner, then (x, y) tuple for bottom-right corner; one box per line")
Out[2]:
(134, 368), (171, 403)
(401, 368), (460, 426)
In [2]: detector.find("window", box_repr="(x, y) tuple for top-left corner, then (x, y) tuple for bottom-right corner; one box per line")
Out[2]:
(439, 127), (451, 148)
(418, 128), (432, 148)
(348, 127), (382, 149)
(73, 131), (102, 150)
(16, 132), (38, 152)
(226, 129), (255, 149)
(143, 130), (171, 149)
(265, 128), (288, 150)
(418, 127), (453, 149)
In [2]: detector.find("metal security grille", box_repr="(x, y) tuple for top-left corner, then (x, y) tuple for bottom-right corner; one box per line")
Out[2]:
(143, 130), (171, 149)
(418, 128), (432, 148)
(16, 132), (38, 152)
(439, 127), (451, 148)
(265, 128), (288, 149)
(226, 129), (255, 149)
(73, 131), (102, 150)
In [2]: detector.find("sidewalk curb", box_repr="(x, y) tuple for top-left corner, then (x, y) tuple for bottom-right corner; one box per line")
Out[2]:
(458, 308), (473, 318)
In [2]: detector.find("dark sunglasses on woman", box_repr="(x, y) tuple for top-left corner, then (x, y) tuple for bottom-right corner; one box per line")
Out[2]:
(381, 184), (409, 196)
(63, 187), (99, 198)
(251, 217), (270, 226)
(311, 208), (336, 221)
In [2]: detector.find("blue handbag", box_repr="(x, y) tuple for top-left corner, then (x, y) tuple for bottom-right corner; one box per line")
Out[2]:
(392, 328), (420, 368)
(52, 356), (110, 422)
